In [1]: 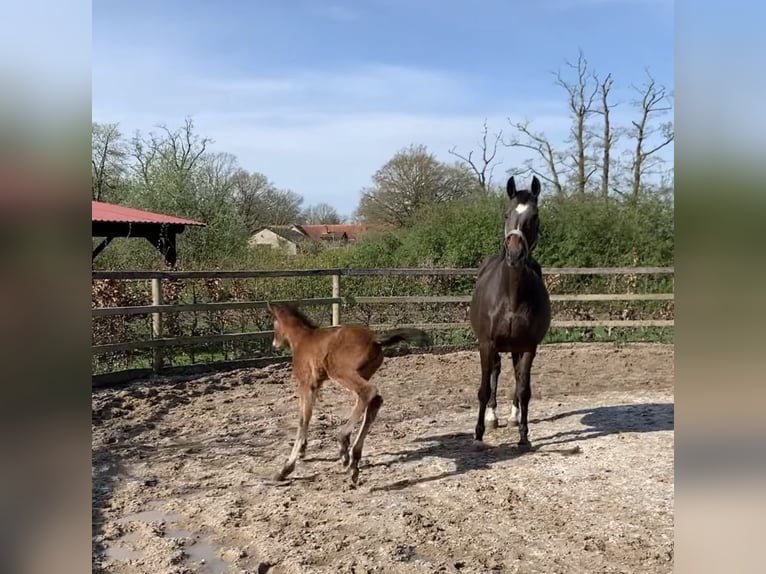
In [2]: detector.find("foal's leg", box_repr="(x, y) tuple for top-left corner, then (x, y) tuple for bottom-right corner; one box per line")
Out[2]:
(514, 350), (536, 450)
(474, 344), (495, 442)
(336, 353), (384, 465)
(347, 392), (383, 484)
(337, 395), (365, 466)
(275, 386), (315, 480)
(485, 352), (502, 429)
(509, 352), (521, 427)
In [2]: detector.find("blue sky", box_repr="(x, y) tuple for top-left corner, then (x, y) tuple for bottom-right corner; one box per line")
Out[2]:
(93, 0), (674, 214)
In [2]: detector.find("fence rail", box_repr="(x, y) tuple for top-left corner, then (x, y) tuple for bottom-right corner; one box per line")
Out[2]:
(92, 266), (674, 281)
(92, 266), (674, 380)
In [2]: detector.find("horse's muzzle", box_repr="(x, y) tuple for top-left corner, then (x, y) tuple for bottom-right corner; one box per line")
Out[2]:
(505, 231), (527, 266)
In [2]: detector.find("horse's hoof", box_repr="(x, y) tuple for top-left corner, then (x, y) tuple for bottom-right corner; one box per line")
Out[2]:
(472, 439), (490, 451)
(517, 440), (532, 452)
(509, 419), (520, 427)
(349, 466), (360, 485)
(486, 418), (499, 430)
(272, 470), (288, 482)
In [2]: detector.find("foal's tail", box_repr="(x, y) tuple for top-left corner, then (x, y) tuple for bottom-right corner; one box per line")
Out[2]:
(376, 328), (432, 348)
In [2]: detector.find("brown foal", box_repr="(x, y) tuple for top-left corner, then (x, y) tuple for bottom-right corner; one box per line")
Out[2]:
(268, 303), (430, 484)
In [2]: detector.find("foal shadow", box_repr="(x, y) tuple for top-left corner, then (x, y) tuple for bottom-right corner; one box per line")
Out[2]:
(368, 402), (673, 492)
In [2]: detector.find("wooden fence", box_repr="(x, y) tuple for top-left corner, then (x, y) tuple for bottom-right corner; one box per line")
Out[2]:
(92, 266), (674, 384)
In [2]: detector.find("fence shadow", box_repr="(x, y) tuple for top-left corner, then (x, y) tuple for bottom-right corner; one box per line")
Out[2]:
(369, 402), (673, 492)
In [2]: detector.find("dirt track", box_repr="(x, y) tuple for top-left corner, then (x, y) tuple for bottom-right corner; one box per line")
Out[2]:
(92, 343), (674, 574)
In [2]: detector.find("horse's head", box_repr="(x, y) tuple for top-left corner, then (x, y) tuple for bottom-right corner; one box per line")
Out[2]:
(267, 302), (289, 350)
(503, 175), (542, 268)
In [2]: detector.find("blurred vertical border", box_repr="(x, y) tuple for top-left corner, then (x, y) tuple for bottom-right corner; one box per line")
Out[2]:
(0, 0), (91, 573)
(675, 0), (766, 572)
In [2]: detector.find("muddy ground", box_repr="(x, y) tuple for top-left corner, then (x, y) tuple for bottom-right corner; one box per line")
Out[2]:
(92, 343), (674, 574)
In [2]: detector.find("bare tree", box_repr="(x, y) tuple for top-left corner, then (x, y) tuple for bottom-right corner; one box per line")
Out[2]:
(594, 73), (616, 197)
(448, 119), (503, 191)
(230, 169), (304, 230)
(504, 120), (565, 196)
(301, 203), (342, 224)
(129, 116), (211, 192)
(628, 70), (674, 197)
(555, 50), (599, 196)
(91, 122), (126, 201)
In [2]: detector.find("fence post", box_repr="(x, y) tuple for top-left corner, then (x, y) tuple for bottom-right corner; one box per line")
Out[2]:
(331, 273), (341, 326)
(151, 278), (164, 373)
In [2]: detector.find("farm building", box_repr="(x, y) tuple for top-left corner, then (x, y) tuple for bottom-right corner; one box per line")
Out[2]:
(247, 226), (309, 255)
(249, 223), (374, 253)
(92, 200), (205, 267)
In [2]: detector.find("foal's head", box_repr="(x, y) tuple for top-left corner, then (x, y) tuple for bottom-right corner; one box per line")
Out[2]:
(267, 303), (317, 350)
(503, 175), (542, 268)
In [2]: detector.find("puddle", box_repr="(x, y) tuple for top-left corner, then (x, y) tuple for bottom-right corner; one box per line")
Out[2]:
(185, 540), (231, 574)
(106, 507), (232, 573)
(104, 532), (144, 562)
(117, 509), (181, 524)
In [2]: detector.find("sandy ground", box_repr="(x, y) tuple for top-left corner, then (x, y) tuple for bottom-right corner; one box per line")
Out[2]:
(92, 343), (674, 574)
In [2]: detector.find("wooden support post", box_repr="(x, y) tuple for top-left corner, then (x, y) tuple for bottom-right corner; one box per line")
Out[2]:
(331, 274), (341, 326)
(151, 278), (164, 373)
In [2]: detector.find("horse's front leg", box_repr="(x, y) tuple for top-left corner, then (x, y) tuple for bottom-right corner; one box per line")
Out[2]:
(514, 350), (536, 450)
(474, 344), (495, 442)
(485, 352), (501, 429)
(509, 352), (521, 427)
(275, 385), (315, 480)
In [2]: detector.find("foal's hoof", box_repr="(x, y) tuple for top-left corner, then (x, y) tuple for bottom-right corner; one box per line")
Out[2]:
(509, 418), (520, 427)
(472, 439), (491, 451)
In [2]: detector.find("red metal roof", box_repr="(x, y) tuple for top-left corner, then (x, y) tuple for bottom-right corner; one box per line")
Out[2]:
(92, 201), (205, 227)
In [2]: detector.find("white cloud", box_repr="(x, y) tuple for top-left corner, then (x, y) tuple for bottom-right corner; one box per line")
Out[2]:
(94, 57), (673, 214)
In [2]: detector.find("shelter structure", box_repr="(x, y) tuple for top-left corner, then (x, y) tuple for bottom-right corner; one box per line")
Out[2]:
(92, 201), (205, 267)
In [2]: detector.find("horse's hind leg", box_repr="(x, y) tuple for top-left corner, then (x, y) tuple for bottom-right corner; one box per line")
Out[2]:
(485, 352), (501, 429)
(347, 393), (383, 485)
(514, 350), (536, 450)
(337, 352), (384, 465)
(337, 396), (365, 466)
(275, 385), (315, 480)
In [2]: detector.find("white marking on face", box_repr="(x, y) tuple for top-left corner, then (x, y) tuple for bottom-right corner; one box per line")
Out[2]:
(515, 203), (529, 214)
(485, 407), (497, 422)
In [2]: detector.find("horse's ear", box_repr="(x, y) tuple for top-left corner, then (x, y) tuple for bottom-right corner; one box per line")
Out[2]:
(530, 176), (541, 198)
(506, 176), (517, 199)
(266, 301), (273, 315)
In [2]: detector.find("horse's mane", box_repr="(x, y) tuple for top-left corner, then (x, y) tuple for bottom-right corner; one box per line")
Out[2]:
(274, 303), (319, 329)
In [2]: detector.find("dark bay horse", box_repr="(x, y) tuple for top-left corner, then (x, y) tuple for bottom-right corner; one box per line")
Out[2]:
(469, 175), (551, 449)
(268, 303), (430, 484)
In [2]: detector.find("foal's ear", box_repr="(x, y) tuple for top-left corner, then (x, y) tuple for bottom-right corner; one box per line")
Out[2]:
(530, 176), (541, 198)
(265, 301), (274, 315)
(506, 176), (517, 199)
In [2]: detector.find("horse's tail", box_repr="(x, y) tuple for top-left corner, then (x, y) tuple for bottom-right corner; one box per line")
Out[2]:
(376, 328), (432, 348)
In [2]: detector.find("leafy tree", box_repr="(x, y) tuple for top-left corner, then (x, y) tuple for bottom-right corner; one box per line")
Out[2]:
(356, 144), (481, 227)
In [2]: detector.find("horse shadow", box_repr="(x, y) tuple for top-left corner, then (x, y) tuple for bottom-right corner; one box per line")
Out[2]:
(368, 402), (673, 492)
